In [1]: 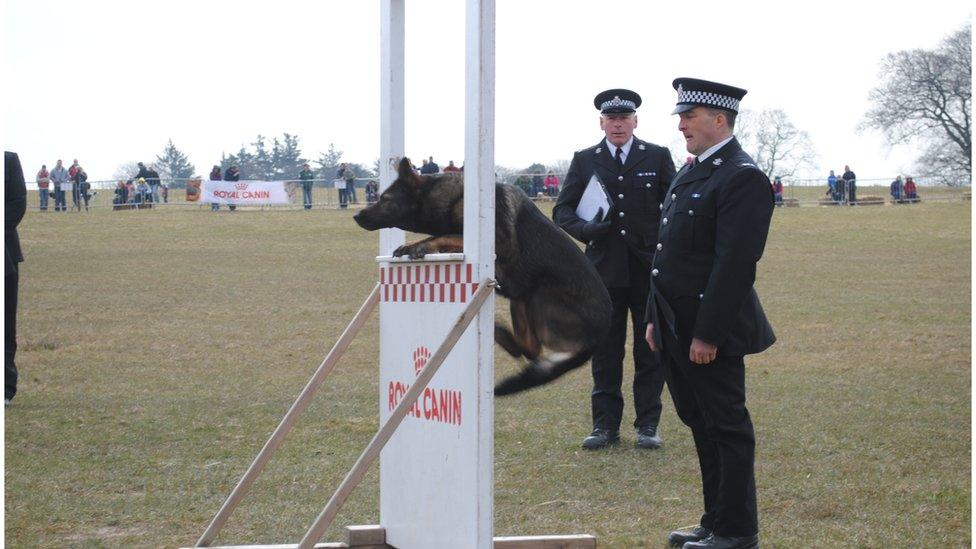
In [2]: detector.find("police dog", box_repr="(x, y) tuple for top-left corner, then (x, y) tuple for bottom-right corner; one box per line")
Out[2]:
(354, 158), (611, 396)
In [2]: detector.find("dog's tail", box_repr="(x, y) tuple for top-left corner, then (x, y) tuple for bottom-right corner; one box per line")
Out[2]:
(494, 349), (594, 396)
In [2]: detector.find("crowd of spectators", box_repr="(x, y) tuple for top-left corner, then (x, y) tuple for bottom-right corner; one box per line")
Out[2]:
(890, 175), (919, 202)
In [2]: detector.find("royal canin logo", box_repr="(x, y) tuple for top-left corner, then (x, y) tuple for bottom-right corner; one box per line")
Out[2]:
(412, 346), (431, 376)
(235, 182), (248, 190)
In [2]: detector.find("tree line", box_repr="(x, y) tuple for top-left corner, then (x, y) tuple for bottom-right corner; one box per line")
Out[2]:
(137, 23), (971, 190)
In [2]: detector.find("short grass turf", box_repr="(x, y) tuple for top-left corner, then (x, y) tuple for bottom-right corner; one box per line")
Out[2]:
(4, 199), (970, 548)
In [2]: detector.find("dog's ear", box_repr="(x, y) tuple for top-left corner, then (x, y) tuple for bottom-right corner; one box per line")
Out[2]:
(398, 157), (422, 186)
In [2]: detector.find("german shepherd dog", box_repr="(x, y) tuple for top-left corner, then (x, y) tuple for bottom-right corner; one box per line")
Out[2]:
(354, 158), (611, 396)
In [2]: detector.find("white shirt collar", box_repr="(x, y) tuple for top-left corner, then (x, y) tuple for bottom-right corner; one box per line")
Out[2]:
(606, 137), (634, 163)
(697, 136), (734, 164)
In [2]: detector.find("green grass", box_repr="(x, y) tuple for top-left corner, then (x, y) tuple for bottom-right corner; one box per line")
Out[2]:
(4, 201), (970, 548)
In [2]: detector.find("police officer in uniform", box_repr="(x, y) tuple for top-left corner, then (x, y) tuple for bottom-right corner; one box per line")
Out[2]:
(554, 89), (676, 450)
(645, 78), (775, 549)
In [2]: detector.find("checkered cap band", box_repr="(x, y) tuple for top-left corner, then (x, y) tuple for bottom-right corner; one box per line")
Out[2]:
(677, 90), (740, 112)
(600, 96), (637, 111)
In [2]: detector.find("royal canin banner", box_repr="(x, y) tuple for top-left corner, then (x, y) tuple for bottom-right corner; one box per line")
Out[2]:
(201, 180), (290, 205)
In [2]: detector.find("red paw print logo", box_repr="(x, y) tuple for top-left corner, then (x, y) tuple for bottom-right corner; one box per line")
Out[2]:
(413, 346), (431, 376)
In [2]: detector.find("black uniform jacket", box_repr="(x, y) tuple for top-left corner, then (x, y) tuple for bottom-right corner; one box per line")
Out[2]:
(5, 151), (27, 276)
(646, 137), (775, 356)
(553, 137), (676, 288)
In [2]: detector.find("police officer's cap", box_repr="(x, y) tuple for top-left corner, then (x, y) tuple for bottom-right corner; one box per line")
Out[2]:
(671, 77), (747, 115)
(594, 89), (641, 115)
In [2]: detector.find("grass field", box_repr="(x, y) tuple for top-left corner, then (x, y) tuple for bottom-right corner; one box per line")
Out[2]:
(4, 199), (971, 548)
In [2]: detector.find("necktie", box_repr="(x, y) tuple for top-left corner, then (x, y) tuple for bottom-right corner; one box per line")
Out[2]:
(615, 148), (624, 168)
(693, 157), (700, 167)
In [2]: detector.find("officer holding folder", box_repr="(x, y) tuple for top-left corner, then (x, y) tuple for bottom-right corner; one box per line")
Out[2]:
(554, 88), (677, 450)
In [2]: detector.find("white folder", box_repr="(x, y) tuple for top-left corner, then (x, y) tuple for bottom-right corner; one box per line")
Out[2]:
(575, 173), (612, 221)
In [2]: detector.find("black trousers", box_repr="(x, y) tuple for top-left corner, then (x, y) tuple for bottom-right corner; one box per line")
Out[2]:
(590, 255), (665, 431)
(5, 270), (18, 400)
(659, 296), (757, 537)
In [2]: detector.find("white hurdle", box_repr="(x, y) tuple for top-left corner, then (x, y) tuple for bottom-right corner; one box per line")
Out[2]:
(189, 1), (595, 547)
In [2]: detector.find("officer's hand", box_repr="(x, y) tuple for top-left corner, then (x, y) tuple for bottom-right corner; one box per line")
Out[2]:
(645, 323), (657, 352)
(689, 338), (717, 365)
(581, 208), (612, 241)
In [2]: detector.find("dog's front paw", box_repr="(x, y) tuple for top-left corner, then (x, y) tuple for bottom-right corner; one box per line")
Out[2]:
(393, 243), (429, 259)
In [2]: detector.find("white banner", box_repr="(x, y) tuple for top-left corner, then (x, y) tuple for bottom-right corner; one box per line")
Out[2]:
(201, 180), (290, 205)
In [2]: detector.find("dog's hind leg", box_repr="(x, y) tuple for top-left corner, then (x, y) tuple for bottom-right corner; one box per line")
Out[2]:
(493, 299), (542, 359)
(494, 324), (524, 358)
(510, 299), (542, 359)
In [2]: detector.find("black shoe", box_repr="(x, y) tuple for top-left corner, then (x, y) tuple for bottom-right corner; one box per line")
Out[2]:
(636, 425), (662, 449)
(683, 533), (759, 549)
(668, 525), (711, 547)
(581, 428), (619, 450)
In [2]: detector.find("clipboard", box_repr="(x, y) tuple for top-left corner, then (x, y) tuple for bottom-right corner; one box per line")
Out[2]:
(575, 173), (613, 221)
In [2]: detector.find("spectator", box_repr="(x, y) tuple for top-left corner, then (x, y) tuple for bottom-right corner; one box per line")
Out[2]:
(113, 180), (128, 208)
(76, 167), (92, 211)
(209, 165), (222, 211)
(161, 184), (168, 203)
(299, 163), (315, 210)
(50, 159), (69, 212)
(443, 160), (461, 173)
(420, 156), (439, 174)
(836, 171), (847, 204)
(68, 158), (79, 181)
(146, 164), (162, 205)
(827, 170), (837, 201)
(343, 163), (357, 204)
(223, 166), (240, 211)
(335, 163), (349, 209)
(5, 151), (27, 406)
(772, 175), (784, 206)
(365, 179), (379, 204)
(532, 172), (544, 197)
(36, 164), (50, 211)
(890, 175), (903, 202)
(135, 177), (151, 207)
(843, 164), (857, 205)
(904, 177), (918, 201)
(543, 170), (560, 197)
(71, 164), (88, 211)
(419, 159), (430, 173)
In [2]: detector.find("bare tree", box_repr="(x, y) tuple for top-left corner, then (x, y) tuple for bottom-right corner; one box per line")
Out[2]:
(736, 108), (817, 180)
(112, 161), (141, 182)
(863, 23), (971, 185)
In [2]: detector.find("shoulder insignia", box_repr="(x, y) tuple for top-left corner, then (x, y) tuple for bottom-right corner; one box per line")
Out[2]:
(638, 143), (646, 150)
(595, 148), (602, 154)
(739, 162), (756, 167)
(712, 158), (723, 166)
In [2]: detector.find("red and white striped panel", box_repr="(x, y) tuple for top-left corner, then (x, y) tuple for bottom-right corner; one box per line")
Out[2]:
(379, 263), (478, 303)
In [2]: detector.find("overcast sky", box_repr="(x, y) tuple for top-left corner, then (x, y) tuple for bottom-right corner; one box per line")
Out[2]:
(2, 0), (971, 182)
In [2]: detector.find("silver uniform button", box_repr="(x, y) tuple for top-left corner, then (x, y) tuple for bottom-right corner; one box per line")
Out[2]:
(618, 193), (624, 199)
(659, 203), (663, 211)
(689, 210), (694, 216)
(698, 293), (704, 299)
(618, 212), (625, 218)
(656, 243), (662, 251)
(618, 175), (624, 181)
(662, 217), (668, 225)
(671, 193), (677, 200)
(619, 229), (626, 236)
(646, 183), (652, 188)
(652, 268), (659, 277)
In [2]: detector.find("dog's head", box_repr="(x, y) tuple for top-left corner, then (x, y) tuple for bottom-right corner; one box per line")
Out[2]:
(353, 157), (424, 232)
